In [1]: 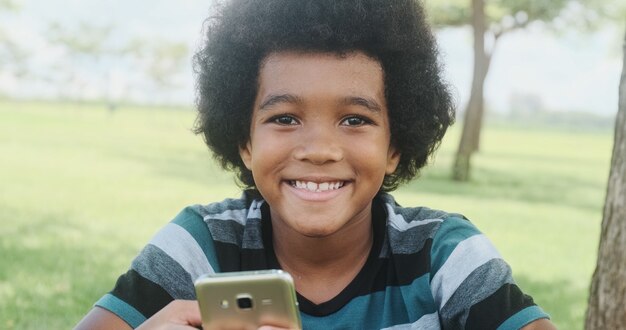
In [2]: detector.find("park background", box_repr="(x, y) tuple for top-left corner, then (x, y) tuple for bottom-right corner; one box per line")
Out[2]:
(0, 0), (623, 329)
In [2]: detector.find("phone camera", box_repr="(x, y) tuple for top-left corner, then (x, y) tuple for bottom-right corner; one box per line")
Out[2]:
(236, 296), (253, 309)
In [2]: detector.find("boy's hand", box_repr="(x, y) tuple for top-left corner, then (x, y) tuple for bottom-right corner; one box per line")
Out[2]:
(136, 300), (202, 330)
(136, 300), (297, 330)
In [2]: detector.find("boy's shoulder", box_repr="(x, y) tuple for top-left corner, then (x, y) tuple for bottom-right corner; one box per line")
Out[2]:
(177, 191), (261, 225)
(161, 192), (262, 251)
(172, 192), (265, 249)
(379, 193), (480, 254)
(379, 193), (468, 227)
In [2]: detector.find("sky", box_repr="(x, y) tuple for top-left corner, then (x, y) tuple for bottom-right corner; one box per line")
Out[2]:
(1, 0), (622, 115)
(438, 24), (622, 115)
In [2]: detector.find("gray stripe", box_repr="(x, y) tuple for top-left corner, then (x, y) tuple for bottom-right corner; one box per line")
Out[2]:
(132, 244), (195, 300)
(242, 218), (264, 249)
(439, 258), (514, 329)
(381, 312), (441, 329)
(204, 208), (248, 225)
(387, 220), (441, 254)
(202, 198), (264, 246)
(380, 193), (465, 224)
(385, 204), (445, 232)
(196, 197), (263, 222)
(149, 223), (214, 280)
(195, 197), (248, 218)
(242, 200), (265, 249)
(206, 217), (245, 245)
(430, 234), (501, 308)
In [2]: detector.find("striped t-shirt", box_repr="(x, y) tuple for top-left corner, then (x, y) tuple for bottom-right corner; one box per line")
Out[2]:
(96, 192), (549, 329)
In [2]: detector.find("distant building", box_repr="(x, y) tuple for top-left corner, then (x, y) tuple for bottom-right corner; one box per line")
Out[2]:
(508, 92), (544, 115)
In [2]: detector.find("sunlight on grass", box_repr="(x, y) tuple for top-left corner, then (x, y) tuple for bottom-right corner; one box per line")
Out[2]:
(0, 100), (613, 329)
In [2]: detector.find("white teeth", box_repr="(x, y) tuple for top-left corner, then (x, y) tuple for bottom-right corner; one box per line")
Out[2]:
(291, 180), (345, 192)
(306, 182), (317, 191)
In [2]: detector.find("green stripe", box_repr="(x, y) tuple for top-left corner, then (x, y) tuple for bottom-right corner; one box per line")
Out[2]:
(496, 305), (550, 330)
(301, 277), (437, 328)
(430, 216), (481, 276)
(95, 293), (146, 328)
(172, 206), (221, 272)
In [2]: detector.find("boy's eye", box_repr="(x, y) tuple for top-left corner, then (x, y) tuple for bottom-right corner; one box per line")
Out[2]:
(271, 115), (299, 125)
(341, 116), (370, 126)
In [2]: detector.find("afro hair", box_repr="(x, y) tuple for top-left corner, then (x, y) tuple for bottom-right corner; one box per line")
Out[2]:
(193, 0), (455, 192)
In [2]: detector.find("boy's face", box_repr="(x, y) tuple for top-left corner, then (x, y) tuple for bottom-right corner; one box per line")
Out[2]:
(239, 51), (400, 238)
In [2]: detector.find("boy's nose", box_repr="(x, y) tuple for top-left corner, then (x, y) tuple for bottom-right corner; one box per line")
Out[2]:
(292, 125), (343, 165)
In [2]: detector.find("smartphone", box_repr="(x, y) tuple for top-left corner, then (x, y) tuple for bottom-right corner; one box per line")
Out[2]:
(194, 269), (302, 330)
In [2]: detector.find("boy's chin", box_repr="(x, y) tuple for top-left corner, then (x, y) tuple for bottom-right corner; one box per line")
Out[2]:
(284, 213), (359, 239)
(292, 225), (343, 239)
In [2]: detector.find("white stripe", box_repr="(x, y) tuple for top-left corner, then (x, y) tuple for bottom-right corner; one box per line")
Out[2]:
(380, 312), (441, 329)
(204, 208), (248, 225)
(203, 201), (263, 225)
(247, 200), (264, 219)
(430, 234), (501, 308)
(386, 204), (443, 232)
(150, 223), (214, 280)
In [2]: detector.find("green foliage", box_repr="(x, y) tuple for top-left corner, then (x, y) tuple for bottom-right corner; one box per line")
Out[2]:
(0, 0), (18, 11)
(48, 22), (114, 55)
(124, 38), (189, 86)
(0, 101), (612, 329)
(425, 0), (616, 31)
(0, 0), (23, 75)
(425, 0), (470, 27)
(488, 0), (570, 23)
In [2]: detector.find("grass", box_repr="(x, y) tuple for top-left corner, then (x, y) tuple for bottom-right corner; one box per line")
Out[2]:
(0, 100), (613, 329)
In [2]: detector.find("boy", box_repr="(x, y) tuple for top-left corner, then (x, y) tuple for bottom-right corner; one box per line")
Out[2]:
(76, 0), (556, 329)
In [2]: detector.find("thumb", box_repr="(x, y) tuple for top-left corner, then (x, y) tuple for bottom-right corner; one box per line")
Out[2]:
(176, 300), (202, 326)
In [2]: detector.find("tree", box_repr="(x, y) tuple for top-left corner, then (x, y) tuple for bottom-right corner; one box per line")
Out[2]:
(0, 0), (17, 11)
(0, 0), (25, 78)
(426, 0), (604, 181)
(124, 38), (188, 89)
(585, 27), (626, 329)
(46, 22), (189, 105)
(46, 22), (115, 101)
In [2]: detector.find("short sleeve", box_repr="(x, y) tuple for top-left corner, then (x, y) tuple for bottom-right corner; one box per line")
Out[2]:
(95, 206), (218, 328)
(429, 217), (549, 330)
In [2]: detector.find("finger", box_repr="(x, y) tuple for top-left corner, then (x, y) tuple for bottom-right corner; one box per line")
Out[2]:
(137, 300), (202, 329)
(176, 300), (202, 326)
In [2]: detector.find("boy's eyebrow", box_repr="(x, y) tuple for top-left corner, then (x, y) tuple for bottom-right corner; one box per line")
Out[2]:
(341, 96), (382, 113)
(258, 94), (303, 110)
(258, 94), (383, 113)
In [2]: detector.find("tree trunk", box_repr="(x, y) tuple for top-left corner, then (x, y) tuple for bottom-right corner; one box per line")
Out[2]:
(452, 0), (490, 181)
(585, 28), (626, 329)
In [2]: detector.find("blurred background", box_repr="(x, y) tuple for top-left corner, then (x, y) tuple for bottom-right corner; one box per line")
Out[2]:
(0, 0), (624, 329)
(1, 0), (622, 115)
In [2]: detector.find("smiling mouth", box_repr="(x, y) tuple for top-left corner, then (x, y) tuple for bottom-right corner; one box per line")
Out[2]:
(289, 180), (345, 192)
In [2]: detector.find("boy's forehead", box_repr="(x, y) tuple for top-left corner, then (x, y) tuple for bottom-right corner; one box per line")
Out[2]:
(260, 50), (383, 72)
(253, 51), (388, 115)
(256, 51), (385, 100)
(255, 51), (386, 108)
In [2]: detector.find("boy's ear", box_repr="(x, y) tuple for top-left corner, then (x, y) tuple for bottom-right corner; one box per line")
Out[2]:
(239, 142), (253, 170)
(385, 147), (401, 175)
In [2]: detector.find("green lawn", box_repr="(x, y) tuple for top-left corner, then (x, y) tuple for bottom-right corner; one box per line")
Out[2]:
(0, 101), (613, 329)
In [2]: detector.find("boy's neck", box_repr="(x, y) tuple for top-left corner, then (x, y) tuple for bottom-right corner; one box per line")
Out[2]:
(271, 209), (374, 304)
